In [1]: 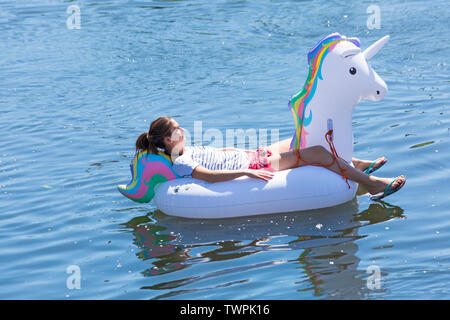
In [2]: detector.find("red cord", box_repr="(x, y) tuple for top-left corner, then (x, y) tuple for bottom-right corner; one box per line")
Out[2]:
(294, 130), (351, 189)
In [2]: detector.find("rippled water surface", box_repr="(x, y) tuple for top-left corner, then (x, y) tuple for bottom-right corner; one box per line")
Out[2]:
(1, 0), (449, 299)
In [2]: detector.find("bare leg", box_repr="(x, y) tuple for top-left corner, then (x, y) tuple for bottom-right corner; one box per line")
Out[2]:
(268, 140), (385, 173)
(352, 157), (386, 172)
(267, 138), (291, 155)
(269, 146), (404, 195)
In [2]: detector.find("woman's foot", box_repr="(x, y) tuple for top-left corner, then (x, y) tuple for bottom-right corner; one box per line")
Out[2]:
(367, 175), (406, 196)
(354, 157), (387, 173)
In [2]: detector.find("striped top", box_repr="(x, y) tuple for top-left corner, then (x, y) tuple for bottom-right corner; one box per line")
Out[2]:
(172, 146), (250, 178)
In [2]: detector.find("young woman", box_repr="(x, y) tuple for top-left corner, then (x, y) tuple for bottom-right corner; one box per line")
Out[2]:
(136, 116), (406, 200)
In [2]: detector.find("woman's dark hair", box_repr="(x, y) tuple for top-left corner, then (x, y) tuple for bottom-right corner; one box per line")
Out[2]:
(136, 116), (173, 154)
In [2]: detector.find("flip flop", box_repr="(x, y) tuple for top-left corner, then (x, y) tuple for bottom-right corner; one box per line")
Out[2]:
(370, 176), (406, 201)
(363, 157), (387, 175)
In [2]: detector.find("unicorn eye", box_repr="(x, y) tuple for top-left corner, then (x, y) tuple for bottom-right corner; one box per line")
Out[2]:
(349, 67), (357, 75)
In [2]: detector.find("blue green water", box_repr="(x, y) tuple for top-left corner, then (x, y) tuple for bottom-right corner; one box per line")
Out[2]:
(0, 0), (449, 299)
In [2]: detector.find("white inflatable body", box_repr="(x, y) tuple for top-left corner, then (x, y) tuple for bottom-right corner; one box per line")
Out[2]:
(154, 166), (358, 219)
(118, 33), (389, 219)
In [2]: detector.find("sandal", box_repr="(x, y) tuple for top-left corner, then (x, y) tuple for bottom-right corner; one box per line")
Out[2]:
(363, 157), (387, 175)
(370, 176), (406, 201)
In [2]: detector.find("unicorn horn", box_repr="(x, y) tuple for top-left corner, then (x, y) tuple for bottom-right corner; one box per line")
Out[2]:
(363, 35), (390, 60)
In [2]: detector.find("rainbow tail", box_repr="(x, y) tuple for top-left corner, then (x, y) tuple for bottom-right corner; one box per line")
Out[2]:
(118, 151), (179, 203)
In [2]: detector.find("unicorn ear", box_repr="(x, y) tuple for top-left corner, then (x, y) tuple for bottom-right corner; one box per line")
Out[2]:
(340, 48), (361, 59)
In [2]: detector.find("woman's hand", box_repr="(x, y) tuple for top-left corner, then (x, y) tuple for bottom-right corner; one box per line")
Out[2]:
(244, 169), (274, 182)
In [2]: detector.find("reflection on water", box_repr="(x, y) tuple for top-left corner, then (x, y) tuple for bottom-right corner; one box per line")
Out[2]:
(122, 200), (404, 299)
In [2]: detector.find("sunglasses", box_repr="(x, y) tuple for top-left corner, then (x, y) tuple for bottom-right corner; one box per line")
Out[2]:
(169, 126), (183, 141)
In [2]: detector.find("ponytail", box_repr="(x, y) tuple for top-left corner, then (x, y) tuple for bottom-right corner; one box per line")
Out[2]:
(135, 116), (173, 154)
(135, 132), (153, 154)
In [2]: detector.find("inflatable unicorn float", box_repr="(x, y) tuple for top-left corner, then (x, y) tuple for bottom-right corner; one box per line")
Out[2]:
(118, 33), (390, 219)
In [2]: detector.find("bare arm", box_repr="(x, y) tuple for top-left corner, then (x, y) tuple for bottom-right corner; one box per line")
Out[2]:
(192, 165), (274, 183)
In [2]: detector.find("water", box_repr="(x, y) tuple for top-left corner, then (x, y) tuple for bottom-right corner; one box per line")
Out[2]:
(0, 0), (449, 299)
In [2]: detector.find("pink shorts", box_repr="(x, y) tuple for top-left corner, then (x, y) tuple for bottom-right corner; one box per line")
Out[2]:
(246, 146), (275, 172)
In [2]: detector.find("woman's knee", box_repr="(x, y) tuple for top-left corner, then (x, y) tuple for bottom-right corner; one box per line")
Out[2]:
(302, 145), (331, 163)
(308, 145), (328, 156)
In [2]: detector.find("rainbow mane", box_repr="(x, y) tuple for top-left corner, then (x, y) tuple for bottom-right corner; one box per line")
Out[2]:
(289, 33), (360, 150)
(118, 150), (179, 203)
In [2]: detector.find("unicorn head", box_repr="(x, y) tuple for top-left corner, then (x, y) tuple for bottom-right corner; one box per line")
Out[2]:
(289, 33), (389, 162)
(318, 33), (389, 103)
(117, 150), (179, 203)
